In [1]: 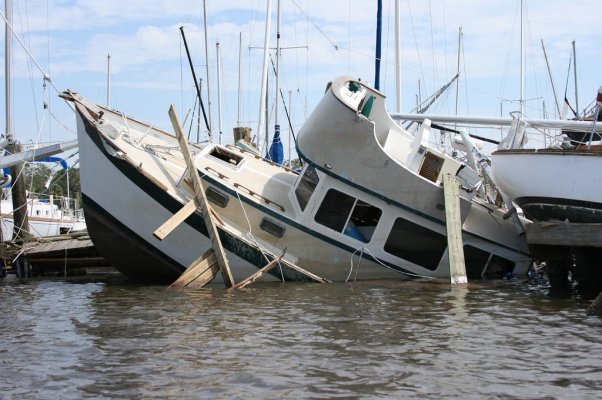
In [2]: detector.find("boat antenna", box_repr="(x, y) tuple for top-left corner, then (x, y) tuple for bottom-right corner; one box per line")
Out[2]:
(374, 0), (383, 90)
(179, 26), (211, 138)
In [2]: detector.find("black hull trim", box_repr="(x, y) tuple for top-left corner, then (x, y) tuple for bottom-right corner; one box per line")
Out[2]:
(83, 194), (186, 283)
(516, 196), (602, 223)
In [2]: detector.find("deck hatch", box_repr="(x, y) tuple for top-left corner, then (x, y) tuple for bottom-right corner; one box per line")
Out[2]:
(208, 147), (243, 166)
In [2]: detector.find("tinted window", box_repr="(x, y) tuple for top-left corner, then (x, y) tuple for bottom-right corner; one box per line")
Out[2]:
(315, 189), (382, 243)
(345, 199), (382, 243)
(315, 189), (355, 232)
(295, 165), (319, 211)
(464, 245), (491, 279)
(384, 217), (447, 270)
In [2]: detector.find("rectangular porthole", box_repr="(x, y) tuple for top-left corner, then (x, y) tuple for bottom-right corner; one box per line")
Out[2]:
(260, 217), (286, 238)
(205, 187), (229, 208)
(384, 217), (447, 270)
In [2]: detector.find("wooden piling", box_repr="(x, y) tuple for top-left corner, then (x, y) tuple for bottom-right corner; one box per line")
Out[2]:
(443, 173), (467, 284)
(168, 105), (235, 288)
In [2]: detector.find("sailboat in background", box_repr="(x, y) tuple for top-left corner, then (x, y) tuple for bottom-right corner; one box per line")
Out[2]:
(1, 0), (85, 243)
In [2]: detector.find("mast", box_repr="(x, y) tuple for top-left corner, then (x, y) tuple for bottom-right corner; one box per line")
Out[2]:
(572, 40), (579, 116)
(237, 32), (242, 127)
(374, 0), (383, 90)
(5, 0), (31, 241)
(202, 0), (213, 137)
(520, 0), (525, 116)
(454, 26), (463, 127)
(541, 39), (561, 116)
(257, 0), (273, 152)
(394, 0), (401, 112)
(106, 53), (111, 107)
(216, 40), (223, 144)
(5, 0), (13, 145)
(271, 0), (282, 159)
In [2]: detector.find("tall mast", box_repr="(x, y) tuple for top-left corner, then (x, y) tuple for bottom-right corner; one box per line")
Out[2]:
(216, 40), (223, 144)
(5, 0), (13, 144)
(237, 32), (242, 127)
(572, 40), (579, 116)
(106, 53), (111, 107)
(202, 0), (213, 137)
(5, 0), (31, 241)
(257, 0), (273, 153)
(520, 0), (525, 117)
(394, 0), (401, 112)
(274, 0), (281, 150)
(374, 0), (383, 90)
(454, 26), (463, 124)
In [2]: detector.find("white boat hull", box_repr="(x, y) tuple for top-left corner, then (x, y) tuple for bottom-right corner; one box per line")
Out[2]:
(492, 149), (602, 222)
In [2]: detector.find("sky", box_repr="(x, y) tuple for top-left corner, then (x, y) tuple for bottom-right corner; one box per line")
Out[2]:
(1, 0), (602, 162)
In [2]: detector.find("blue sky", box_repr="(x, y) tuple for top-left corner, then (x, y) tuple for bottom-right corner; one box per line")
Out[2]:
(2, 0), (602, 160)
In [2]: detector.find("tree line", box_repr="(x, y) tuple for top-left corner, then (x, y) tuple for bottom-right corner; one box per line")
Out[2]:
(19, 163), (81, 203)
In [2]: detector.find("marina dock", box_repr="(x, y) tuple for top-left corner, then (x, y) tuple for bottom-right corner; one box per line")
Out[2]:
(1, 231), (113, 277)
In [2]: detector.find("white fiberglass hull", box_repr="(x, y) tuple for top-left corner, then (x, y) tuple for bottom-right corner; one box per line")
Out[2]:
(492, 149), (602, 222)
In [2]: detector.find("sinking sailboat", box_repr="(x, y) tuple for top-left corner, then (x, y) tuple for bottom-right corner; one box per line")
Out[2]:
(63, 75), (532, 283)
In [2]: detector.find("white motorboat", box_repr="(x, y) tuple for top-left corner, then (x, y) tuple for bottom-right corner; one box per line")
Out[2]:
(62, 76), (532, 283)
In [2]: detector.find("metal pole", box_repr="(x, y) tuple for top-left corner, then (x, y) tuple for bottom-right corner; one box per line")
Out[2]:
(541, 39), (561, 117)
(394, 0), (401, 112)
(520, 0), (525, 117)
(202, 0), (213, 135)
(216, 40), (223, 145)
(454, 26), (463, 129)
(257, 0), (273, 152)
(106, 54), (111, 107)
(288, 89), (292, 167)
(5, 0), (13, 143)
(374, 0), (383, 90)
(573, 40), (579, 116)
(237, 31), (242, 127)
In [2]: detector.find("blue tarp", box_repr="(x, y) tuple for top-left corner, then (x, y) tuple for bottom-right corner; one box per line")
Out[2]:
(267, 124), (284, 165)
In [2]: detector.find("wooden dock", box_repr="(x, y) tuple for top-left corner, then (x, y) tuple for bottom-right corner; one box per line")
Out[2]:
(525, 221), (602, 314)
(1, 231), (113, 277)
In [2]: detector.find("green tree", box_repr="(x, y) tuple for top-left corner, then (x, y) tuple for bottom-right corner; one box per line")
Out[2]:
(22, 163), (81, 204)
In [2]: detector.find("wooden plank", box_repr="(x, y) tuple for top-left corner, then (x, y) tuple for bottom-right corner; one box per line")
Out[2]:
(526, 222), (602, 247)
(443, 173), (467, 284)
(169, 249), (219, 289)
(232, 257), (283, 289)
(169, 105), (235, 288)
(153, 199), (198, 240)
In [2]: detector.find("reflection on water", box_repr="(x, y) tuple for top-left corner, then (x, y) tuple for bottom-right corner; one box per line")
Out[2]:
(1, 276), (601, 399)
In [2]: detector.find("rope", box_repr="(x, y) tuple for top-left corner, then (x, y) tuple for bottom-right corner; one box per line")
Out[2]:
(234, 189), (285, 282)
(347, 244), (438, 281)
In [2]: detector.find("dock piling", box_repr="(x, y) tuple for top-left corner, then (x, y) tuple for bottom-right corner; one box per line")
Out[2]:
(443, 173), (467, 284)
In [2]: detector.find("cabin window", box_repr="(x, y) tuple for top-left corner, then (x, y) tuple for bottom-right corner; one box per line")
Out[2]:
(384, 217), (447, 270)
(314, 189), (381, 243)
(483, 254), (516, 279)
(260, 217), (286, 238)
(295, 165), (319, 211)
(208, 147), (243, 166)
(205, 187), (229, 208)
(464, 245), (491, 279)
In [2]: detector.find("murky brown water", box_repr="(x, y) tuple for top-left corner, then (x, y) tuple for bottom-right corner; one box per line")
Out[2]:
(1, 276), (601, 399)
